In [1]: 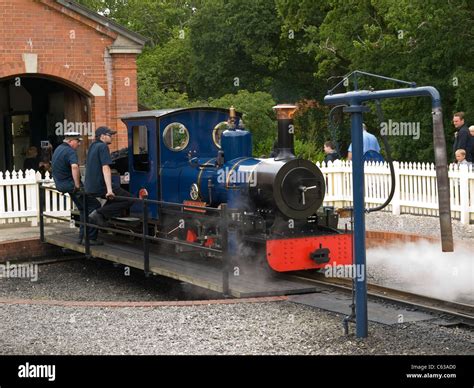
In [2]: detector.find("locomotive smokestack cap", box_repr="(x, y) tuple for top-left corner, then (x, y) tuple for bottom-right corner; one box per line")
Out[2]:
(273, 104), (297, 119)
(272, 104), (297, 160)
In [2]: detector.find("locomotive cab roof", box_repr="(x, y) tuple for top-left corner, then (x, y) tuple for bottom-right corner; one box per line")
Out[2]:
(121, 107), (242, 120)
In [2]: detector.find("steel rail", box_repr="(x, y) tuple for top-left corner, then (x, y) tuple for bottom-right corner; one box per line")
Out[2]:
(293, 272), (474, 323)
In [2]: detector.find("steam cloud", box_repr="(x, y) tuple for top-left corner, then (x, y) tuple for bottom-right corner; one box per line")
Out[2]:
(367, 241), (473, 304)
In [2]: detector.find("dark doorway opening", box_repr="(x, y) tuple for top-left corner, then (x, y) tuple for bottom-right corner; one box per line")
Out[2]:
(0, 76), (91, 172)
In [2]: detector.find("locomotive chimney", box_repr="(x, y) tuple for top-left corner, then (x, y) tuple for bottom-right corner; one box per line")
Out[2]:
(272, 104), (297, 160)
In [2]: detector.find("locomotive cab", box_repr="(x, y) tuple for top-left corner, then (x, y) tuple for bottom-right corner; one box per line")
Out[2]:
(121, 108), (234, 217)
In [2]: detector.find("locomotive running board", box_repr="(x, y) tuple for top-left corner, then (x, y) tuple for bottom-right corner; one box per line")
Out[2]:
(44, 226), (319, 298)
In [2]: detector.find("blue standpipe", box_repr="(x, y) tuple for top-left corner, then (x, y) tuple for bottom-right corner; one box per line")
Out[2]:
(325, 85), (453, 338)
(344, 104), (369, 338)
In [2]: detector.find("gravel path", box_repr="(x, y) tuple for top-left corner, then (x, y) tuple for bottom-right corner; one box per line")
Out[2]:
(0, 301), (472, 355)
(0, 258), (472, 356)
(0, 258), (220, 301)
(0, 213), (472, 355)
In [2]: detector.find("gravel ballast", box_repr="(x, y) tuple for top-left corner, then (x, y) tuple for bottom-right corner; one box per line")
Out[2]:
(341, 211), (474, 240)
(0, 258), (220, 301)
(0, 301), (472, 355)
(0, 212), (472, 355)
(0, 257), (472, 355)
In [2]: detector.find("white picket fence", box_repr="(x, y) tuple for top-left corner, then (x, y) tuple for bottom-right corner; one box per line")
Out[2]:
(0, 170), (72, 226)
(319, 160), (474, 224)
(0, 162), (473, 226)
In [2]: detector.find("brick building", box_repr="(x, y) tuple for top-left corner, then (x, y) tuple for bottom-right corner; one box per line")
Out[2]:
(0, 0), (146, 170)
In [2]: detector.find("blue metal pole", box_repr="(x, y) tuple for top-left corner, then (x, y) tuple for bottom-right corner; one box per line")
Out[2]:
(345, 104), (368, 338)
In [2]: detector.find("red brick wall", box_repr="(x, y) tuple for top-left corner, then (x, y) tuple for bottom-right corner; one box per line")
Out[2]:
(0, 0), (140, 151)
(365, 230), (438, 249)
(113, 54), (138, 150)
(0, 238), (61, 262)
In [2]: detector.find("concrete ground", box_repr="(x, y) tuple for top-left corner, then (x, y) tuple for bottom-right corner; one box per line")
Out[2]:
(0, 222), (69, 242)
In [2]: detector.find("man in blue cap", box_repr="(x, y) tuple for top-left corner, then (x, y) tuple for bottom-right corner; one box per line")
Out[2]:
(85, 126), (132, 226)
(51, 131), (101, 245)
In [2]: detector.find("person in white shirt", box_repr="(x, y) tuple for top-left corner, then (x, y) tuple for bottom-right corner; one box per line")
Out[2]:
(455, 149), (471, 166)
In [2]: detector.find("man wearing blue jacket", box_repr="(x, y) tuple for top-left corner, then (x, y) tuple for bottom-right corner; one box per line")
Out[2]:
(453, 112), (472, 162)
(51, 131), (101, 245)
(85, 127), (132, 226)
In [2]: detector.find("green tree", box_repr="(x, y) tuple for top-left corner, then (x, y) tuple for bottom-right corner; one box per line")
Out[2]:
(277, 0), (474, 162)
(76, 0), (202, 109)
(76, 0), (199, 46)
(76, 0), (474, 162)
(188, 0), (316, 101)
(137, 27), (196, 108)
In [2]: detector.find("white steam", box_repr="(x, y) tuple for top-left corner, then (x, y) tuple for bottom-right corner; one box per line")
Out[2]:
(367, 241), (473, 304)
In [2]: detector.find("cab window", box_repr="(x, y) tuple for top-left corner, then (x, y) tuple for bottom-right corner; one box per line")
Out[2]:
(132, 125), (149, 172)
(163, 122), (189, 151)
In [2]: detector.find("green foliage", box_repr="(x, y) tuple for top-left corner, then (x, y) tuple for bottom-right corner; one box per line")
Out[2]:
(138, 27), (192, 94)
(76, 0), (198, 46)
(188, 0), (279, 98)
(188, 0), (316, 101)
(77, 0), (200, 110)
(137, 27), (199, 109)
(294, 139), (324, 162)
(76, 0), (474, 162)
(453, 69), (474, 122)
(277, 0), (474, 161)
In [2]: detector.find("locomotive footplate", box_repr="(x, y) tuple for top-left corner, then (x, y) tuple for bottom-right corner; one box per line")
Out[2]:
(266, 234), (352, 272)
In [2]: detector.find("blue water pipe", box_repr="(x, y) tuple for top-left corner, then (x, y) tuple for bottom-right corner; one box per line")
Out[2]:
(324, 83), (454, 338)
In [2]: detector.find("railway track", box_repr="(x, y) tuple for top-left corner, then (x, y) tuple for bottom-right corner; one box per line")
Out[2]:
(293, 272), (474, 325)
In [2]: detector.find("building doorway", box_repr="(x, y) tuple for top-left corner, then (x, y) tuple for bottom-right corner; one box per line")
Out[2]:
(0, 76), (91, 172)
(5, 113), (32, 172)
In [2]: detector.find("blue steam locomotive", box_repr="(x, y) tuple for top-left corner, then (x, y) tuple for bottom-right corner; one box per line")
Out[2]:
(119, 105), (351, 272)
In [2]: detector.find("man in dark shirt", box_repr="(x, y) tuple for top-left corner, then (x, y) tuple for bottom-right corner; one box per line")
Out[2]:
(85, 126), (132, 226)
(452, 112), (472, 162)
(323, 141), (340, 164)
(51, 132), (101, 245)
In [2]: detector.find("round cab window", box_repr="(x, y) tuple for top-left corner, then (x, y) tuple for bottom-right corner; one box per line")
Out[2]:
(213, 121), (228, 148)
(163, 123), (189, 151)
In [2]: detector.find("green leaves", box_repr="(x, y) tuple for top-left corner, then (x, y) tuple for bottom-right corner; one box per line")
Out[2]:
(76, 0), (474, 162)
(277, 0), (474, 161)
